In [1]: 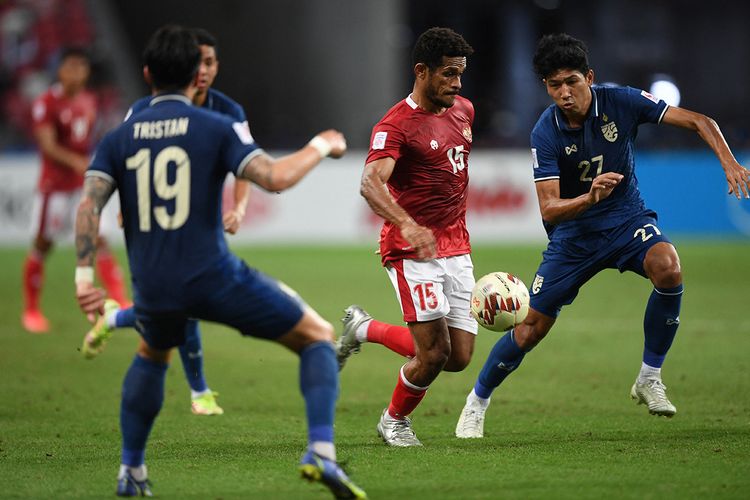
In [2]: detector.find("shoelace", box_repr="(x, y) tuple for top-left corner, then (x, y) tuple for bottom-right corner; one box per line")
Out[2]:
(647, 379), (669, 402)
(390, 417), (418, 440)
(462, 408), (484, 433)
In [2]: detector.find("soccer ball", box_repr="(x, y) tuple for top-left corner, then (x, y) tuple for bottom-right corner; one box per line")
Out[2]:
(470, 272), (530, 332)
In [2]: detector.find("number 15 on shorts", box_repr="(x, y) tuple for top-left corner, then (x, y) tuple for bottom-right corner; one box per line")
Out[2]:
(413, 283), (438, 311)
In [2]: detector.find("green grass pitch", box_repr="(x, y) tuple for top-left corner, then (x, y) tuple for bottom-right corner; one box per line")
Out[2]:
(0, 242), (748, 499)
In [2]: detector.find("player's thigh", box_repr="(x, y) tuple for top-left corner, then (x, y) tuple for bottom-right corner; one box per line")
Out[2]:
(443, 254), (478, 335)
(194, 263), (306, 341)
(134, 309), (190, 350)
(613, 215), (673, 278)
(276, 308), (335, 354)
(529, 237), (603, 318)
(30, 190), (78, 244)
(385, 258), (450, 323)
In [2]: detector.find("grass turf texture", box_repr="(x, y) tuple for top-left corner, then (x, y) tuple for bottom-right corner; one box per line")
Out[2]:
(0, 243), (748, 499)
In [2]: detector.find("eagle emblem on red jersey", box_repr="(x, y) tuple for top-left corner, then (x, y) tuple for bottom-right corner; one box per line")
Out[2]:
(463, 126), (472, 143)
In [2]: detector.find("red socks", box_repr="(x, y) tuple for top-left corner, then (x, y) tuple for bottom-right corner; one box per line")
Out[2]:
(367, 320), (415, 358)
(96, 251), (129, 306)
(387, 366), (428, 419)
(23, 253), (44, 311)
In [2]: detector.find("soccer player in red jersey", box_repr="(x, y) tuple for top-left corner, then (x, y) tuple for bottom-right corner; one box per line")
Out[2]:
(337, 27), (477, 446)
(23, 48), (128, 333)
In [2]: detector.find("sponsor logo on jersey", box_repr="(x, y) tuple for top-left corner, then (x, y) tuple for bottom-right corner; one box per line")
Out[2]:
(601, 121), (618, 142)
(640, 89), (659, 104)
(531, 148), (539, 169)
(565, 144), (578, 155)
(463, 126), (473, 143)
(532, 274), (544, 294)
(372, 131), (387, 150)
(430, 139), (439, 150)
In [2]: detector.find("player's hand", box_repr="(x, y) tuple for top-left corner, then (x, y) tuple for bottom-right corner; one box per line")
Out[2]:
(222, 209), (244, 234)
(316, 129), (347, 159)
(588, 172), (623, 205)
(724, 161), (750, 199)
(401, 221), (437, 260)
(76, 282), (107, 323)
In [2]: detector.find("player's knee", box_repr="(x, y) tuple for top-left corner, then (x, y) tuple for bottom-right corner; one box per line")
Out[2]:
(421, 343), (451, 369)
(32, 236), (52, 255)
(443, 350), (471, 372)
(514, 323), (546, 351)
(646, 248), (682, 288)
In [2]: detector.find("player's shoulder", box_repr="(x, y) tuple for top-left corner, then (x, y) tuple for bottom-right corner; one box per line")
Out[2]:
(531, 104), (558, 138)
(594, 84), (644, 105)
(375, 96), (422, 130)
(453, 95), (474, 113)
(125, 96), (152, 120)
(206, 88), (246, 121)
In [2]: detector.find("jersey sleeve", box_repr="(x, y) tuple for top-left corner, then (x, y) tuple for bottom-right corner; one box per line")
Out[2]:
(530, 125), (560, 182)
(366, 120), (407, 164)
(221, 119), (263, 178)
(624, 87), (669, 124)
(86, 131), (118, 186)
(123, 97), (150, 122)
(30, 94), (54, 130)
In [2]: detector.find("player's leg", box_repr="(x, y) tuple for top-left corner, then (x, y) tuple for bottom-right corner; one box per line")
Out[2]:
(337, 305), (414, 368)
(178, 320), (223, 416)
(95, 236), (130, 307)
(22, 192), (55, 333)
(618, 221), (682, 416)
(442, 254), (479, 372)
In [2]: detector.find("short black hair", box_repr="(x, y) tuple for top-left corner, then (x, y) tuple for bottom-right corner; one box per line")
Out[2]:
(533, 33), (589, 81)
(412, 27), (473, 69)
(143, 24), (201, 91)
(59, 46), (90, 64)
(192, 27), (218, 57)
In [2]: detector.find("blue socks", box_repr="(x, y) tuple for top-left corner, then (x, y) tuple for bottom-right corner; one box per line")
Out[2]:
(474, 330), (526, 399)
(299, 342), (338, 446)
(120, 355), (167, 467)
(178, 320), (208, 393)
(643, 284), (683, 368)
(114, 307), (136, 328)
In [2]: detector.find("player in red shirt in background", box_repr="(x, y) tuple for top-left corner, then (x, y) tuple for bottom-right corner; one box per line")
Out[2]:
(23, 47), (128, 333)
(337, 27), (477, 446)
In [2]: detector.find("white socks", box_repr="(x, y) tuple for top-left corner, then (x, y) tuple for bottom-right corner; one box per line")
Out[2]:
(354, 319), (372, 343)
(467, 388), (491, 408)
(638, 362), (662, 383)
(311, 441), (336, 461)
(191, 388), (212, 399)
(119, 464), (147, 481)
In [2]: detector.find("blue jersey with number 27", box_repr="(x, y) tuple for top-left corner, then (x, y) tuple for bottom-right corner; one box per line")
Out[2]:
(530, 85), (668, 240)
(87, 93), (263, 311)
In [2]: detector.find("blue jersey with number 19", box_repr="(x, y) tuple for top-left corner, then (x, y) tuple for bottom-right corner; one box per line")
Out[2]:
(531, 85), (669, 240)
(87, 93), (262, 311)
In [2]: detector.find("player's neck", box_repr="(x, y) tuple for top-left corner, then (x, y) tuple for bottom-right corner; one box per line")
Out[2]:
(193, 90), (208, 107)
(61, 83), (83, 98)
(409, 91), (446, 115)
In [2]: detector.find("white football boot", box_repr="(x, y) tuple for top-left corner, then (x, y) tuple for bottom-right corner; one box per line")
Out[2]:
(630, 378), (677, 417)
(377, 409), (422, 447)
(455, 395), (489, 438)
(336, 305), (371, 370)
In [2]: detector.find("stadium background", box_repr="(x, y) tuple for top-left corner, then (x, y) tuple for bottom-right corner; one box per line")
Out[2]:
(0, 1), (748, 498)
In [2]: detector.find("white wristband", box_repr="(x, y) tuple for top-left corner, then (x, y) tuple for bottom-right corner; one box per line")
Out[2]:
(308, 135), (332, 158)
(75, 266), (94, 285)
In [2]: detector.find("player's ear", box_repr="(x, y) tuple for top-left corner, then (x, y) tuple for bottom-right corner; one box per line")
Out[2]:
(414, 63), (428, 80)
(586, 69), (594, 85)
(142, 66), (152, 86)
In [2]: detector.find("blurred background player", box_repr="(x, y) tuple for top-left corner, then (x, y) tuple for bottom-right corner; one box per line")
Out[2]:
(81, 28), (252, 417)
(455, 33), (750, 439)
(23, 47), (128, 334)
(338, 27), (476, 447)
(73, 25), (365, 498)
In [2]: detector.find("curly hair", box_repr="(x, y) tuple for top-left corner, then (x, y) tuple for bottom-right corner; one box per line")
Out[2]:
(412, 27), (474, 69)
(533, 33), (589, 80)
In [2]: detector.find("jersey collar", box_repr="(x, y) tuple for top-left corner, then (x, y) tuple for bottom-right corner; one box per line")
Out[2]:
(554, 86), (599, 131)
(149, 94), (192, 106)
(405, 94), (418, 109)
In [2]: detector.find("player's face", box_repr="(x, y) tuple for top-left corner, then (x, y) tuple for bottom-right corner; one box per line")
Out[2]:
(195, 45), (219, 93)
(544, 68), (594, 119)
(58, 55), (90, 94)
(425, 56), (467, 109)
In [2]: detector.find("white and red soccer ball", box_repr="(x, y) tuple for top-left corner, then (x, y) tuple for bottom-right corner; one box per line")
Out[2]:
(470, 272), (530, 332)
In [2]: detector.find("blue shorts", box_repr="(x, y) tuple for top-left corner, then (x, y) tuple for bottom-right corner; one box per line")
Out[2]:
(134, 257), (305, 350)
(529, 211), (672, 318)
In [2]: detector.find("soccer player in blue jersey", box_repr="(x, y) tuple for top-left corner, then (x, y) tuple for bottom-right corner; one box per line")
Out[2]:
(81, 28), (252, 417)
(455, 33), (750, 438)
(73, 25), (366, 498)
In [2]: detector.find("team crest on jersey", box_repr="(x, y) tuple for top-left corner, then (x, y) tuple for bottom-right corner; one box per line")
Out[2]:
(601, 121), (618, 142)
(531, 274), (544, 294)
(430, 139), (439, 150)
(463, 126), (473, 143)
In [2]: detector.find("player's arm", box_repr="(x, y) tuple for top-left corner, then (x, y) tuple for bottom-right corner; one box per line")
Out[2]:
(74, 175), (115, 321)
(34, 124), (89, 175)
(223, 180), (250, 234)
(535, 173), (623, 225)
(360, 157), (437, 259)
(238, 130), (346, 192)
(661, 106), (749, 198)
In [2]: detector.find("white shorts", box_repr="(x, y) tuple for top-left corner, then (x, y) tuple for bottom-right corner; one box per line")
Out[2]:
(385, 254), (478, 334)
(30, 190), (81, 241)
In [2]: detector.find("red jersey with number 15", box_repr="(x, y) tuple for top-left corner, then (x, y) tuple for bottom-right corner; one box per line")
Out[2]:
(366, 94), (474, 264)
(31, 83), (97, 193)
